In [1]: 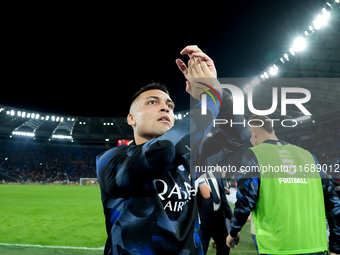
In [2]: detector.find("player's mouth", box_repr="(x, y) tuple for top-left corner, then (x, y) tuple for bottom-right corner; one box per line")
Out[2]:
(157, 115), (171, 124)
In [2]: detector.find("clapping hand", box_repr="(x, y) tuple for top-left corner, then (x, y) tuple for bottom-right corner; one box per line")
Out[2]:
(176, 45), (220, 100)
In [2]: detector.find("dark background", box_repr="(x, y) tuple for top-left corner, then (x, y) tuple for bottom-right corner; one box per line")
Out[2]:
(1, 0), (327, 117)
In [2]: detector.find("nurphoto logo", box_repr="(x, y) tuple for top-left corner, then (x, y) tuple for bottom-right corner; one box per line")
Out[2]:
(199, 80), (312, 128)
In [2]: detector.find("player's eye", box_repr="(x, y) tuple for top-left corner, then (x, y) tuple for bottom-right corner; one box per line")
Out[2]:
(148, 100), (156, 105)
(167, 103), (174, 110)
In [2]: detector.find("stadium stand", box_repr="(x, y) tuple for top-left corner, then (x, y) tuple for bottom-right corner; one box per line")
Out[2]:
(0, 1), (338, 186)
(0, 120), (338, 184)
(0, 139), (104, 183)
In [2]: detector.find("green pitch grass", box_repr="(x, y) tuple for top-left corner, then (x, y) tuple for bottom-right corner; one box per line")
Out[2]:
(0, 185), (106, 254)
(0, 185), (257, 254)
(206, 202), (258, 255)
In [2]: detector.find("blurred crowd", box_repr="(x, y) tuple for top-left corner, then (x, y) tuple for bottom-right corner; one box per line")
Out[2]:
(283, 122), (340, 167)
(0, 139), (104, 183)
(0, 123), (339, 183)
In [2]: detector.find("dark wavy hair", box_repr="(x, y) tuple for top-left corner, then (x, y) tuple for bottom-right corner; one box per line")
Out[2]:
(129, 82), (169, 107)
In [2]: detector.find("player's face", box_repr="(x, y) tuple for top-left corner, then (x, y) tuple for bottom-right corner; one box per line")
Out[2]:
(129, 90), (175, 143)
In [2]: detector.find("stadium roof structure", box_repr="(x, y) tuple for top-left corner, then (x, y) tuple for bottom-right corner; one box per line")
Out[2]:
(0, 105), (190, 144)
(235, 1), (340, 132)
(0, 107), (134, 144)
(0, 1), (339, 145)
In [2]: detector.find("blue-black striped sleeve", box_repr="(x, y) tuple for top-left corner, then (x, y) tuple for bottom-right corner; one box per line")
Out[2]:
(96, 92), (221, 198)
(314, 155), (340, 253)
(230, 149), (260, 238)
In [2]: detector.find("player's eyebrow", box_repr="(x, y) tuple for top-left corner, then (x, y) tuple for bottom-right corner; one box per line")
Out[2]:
(145, 96), (175, 107)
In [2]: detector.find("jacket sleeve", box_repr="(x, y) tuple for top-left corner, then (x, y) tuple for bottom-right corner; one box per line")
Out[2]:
(314, 155), (340, 253)
(192, 89), (251, 175)
(323, 177), (340, 253)
(230, 149), (260, 238)
(96, 92), (221, 198)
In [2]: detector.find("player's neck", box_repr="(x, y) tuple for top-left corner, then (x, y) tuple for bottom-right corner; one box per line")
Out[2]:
(134, 133), (159, 145)
(260, 133), (279, 144)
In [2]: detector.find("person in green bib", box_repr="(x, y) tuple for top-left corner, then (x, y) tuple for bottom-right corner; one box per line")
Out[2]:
(227, 115), (340, 255)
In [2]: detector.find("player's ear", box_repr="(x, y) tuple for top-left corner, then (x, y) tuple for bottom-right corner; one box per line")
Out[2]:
(127, 113), (136, 127)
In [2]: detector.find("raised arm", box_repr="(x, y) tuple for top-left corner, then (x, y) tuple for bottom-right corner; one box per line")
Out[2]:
(97, 46), (222, 198)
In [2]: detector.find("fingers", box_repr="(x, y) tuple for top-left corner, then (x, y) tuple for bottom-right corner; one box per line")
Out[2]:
(226, 235), (233, 248)
(180, 45), (217, 77)
(189, 57), (204, 77)
(200, 60), (210, 75)
(191, 52), (213, 63)
(195, 58), (211, 76)
(188, 58), (194, 78)
(175, 59), (188, 76)
(188, 57), (210, 78)
(180, 45), (202, 56)
(195, 57), (204, 76)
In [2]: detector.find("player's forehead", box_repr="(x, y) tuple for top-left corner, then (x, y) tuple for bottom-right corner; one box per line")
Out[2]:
(138, 89), (172, 102)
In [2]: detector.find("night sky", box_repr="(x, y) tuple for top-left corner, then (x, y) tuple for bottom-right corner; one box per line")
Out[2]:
(1, 0), (327, 117)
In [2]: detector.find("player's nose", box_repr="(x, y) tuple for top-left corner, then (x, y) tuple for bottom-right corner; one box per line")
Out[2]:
(159, 102), (170, 113)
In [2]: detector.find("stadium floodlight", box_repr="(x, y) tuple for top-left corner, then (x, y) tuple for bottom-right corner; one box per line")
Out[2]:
(313, 12), (329, 29)
(293, 37), (306, 52)
(17, 111), (21, 117)
(269, 66), (278, 76)
(27, 113), (31, 118)
(10, 110), (15, 116)
(56, 117), (60, 122)
(313, 19), (320, 29)
(52, 135), (73, 140)
(243, 84), (253, 93)
(60, 117), (64, 122)
(284, 53), (289, 61)
(12, 131), (35, 137)
(51, 116), (55, 121)
(289, 48), (295, 56)
(46, 116), (50, 121)
(31, 113), (35, 119)
(22, 112), (26, 118)
(35, 114), (40, 120)
(295, 115), (311, 122)
(251, 79), (260, 87)
(336, 0), (339, 4)
(264, 72), (269, 79)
